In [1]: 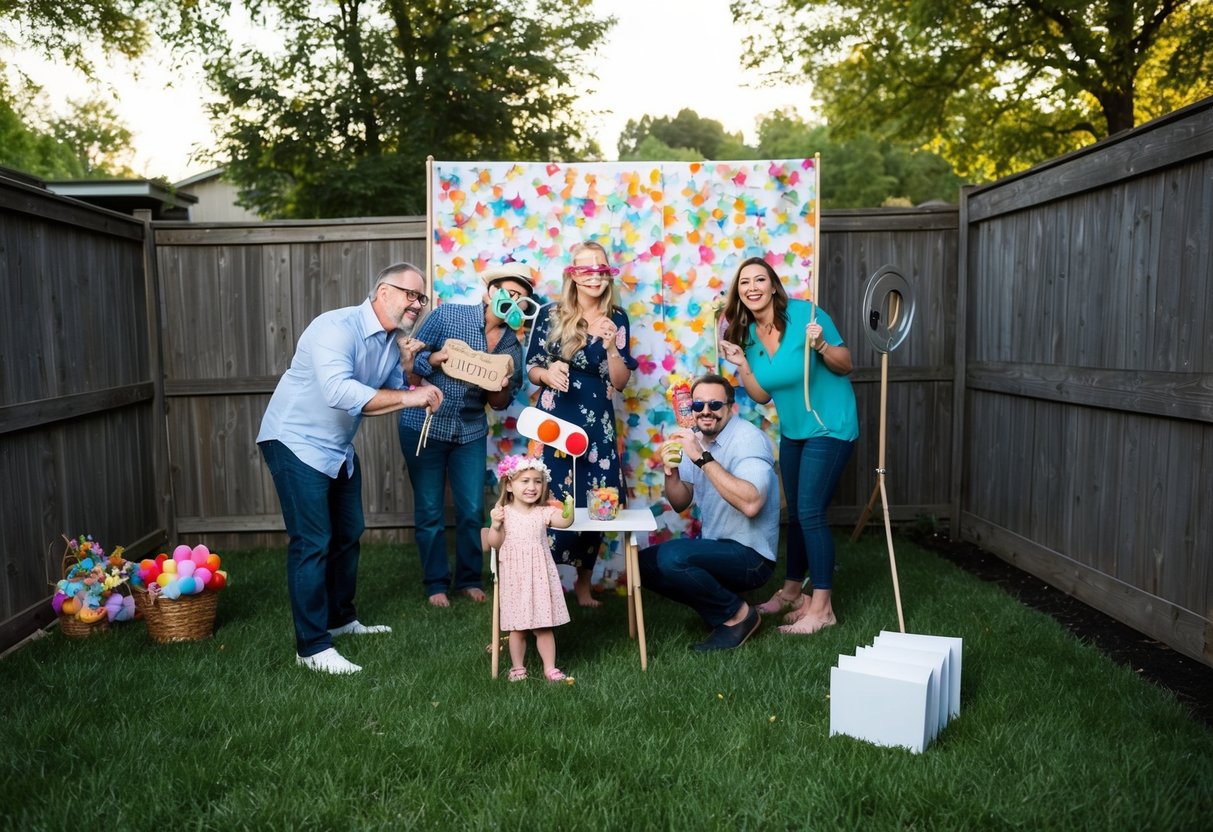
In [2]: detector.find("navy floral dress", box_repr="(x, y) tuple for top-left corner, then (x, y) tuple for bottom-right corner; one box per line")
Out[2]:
(525, 303), (637, 571)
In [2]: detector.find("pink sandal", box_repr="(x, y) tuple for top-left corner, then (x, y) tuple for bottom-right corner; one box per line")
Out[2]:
(545, 667), (568, 683)
(508, 666), (527, 682)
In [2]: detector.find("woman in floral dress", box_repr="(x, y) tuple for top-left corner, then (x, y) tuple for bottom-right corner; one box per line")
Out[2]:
(525, 241), (636, 607)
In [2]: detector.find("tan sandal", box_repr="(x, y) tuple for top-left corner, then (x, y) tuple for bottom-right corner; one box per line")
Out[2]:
(755, 590), (805, 615)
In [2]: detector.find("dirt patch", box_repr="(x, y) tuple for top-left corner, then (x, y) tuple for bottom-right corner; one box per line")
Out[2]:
(910, 532), (1213, 730)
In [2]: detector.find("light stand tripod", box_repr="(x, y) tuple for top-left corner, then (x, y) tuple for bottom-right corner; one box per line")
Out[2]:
(850, 265), (915, 633)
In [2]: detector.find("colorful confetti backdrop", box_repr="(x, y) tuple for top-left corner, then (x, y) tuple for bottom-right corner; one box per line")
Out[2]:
(430, 159), (817, 580)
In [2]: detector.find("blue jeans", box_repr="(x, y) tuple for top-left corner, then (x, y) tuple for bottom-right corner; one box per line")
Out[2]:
(780, 436), (854, 590)
(399, 426), (485, 596)
(259, 440), (364, 657)
(638, 538), (774, 627)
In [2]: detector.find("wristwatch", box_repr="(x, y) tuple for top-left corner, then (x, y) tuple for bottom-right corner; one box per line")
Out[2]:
(693, 451), (715, 468)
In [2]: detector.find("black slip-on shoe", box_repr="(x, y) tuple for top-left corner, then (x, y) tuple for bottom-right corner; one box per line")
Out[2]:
(692, 605), (761, 652)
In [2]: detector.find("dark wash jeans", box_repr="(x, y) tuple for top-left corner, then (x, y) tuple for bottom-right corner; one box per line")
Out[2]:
(398, 425), (486, 596)
(638, 537), (774, 628)
(779, 435), (854, 590)
(259, 440), (364, 657)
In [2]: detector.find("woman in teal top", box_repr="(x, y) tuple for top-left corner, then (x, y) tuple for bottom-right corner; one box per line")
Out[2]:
(719, 256), (858, 635)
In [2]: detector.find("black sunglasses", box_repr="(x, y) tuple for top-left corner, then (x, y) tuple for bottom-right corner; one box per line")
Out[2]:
(691, 399), (727, 412)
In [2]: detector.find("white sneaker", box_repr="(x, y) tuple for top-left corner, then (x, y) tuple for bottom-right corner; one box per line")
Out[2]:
(328, 620), (392, 637)
(296, 647), (361, 674)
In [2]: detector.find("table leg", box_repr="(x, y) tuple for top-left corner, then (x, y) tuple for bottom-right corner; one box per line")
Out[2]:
(490, 548), (500, 679)
(628, 533), (648, 671)
(626, 539), (637, 639)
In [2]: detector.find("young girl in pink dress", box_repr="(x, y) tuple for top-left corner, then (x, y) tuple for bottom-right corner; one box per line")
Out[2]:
(484, 455), (575, 682)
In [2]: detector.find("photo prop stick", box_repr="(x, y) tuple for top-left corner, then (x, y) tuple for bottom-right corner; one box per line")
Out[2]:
(441, 338), (515, 391)
(415, 405), (434, 455)
(516, 406), (588, 504)
(804, 153), (824, 426)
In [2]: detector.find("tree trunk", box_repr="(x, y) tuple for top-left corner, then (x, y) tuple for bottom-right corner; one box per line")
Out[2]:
(1099, 87), (1136, 136)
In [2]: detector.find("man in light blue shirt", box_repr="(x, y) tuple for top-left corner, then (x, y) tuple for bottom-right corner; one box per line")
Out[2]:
(257, 262), (443, 675)
(638, 374), (779, 651)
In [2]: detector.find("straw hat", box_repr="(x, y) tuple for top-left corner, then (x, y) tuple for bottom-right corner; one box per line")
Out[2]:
(480, 261), (536, 293)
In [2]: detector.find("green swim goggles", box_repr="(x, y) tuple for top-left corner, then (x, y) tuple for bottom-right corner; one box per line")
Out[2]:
(491, 288), (540, 329)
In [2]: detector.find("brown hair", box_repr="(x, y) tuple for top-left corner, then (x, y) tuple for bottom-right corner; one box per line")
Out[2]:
(721, 256), (789, 349)
(495, 466), (553, 508)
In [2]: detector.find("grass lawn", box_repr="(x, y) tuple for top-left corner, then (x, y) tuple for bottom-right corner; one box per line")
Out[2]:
(2, 533), (1211, 831)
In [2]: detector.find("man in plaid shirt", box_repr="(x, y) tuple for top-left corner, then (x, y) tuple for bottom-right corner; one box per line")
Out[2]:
(399, 262), (537, 607)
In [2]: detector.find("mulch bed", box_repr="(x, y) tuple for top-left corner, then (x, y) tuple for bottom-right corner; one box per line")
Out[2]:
(909, 532), (1213, 730)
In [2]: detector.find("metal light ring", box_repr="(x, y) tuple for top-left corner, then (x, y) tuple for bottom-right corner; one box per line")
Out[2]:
(861, 264), (916, 354)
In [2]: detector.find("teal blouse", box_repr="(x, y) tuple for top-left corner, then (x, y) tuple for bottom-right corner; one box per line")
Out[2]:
(744, 299), (859, 441)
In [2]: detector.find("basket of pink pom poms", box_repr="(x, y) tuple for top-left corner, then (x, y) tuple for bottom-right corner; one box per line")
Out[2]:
(132, 544), (228, 643)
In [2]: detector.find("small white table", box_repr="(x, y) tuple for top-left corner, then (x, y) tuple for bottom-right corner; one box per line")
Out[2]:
(569, 507), (658, 671)
(490, 506), (658, 676)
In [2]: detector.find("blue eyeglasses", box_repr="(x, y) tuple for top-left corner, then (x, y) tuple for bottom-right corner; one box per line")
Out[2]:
(690, 400), (727, 412)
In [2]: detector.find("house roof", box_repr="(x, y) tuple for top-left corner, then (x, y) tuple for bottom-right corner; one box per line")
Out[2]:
(174, 167), (227, 189)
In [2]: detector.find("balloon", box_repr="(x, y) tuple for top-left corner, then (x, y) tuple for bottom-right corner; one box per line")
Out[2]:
(178, 560), (196, 578)
(208, 571), (227, 591)
(190, 544), (210, 566)
(163, 582), (182, 600)
(194, 568), (212, 586)
(156, 573), (173, 588)
(155, 553), (168, 566)
(205, 554), (221, 571)
(51, 591), (66, 615)
(162, 560), (177, 575)
(140, 558), (157, 571)
(172, 545), (192, 561)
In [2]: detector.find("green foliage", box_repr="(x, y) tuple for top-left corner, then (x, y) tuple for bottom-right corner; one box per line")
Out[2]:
(0, 0), (229, 75)
(207, 0), (612, 218)
(733, 0), (1213, 180)
(616, 107), (960, 207)
(2, 537), (1211, 828)
(756, 109), (963, 207)
(617, 107), (751, 159)
(0, 80), (136, 178)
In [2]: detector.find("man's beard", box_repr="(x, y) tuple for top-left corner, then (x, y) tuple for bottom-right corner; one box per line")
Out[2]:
(395, 317), (415, 337)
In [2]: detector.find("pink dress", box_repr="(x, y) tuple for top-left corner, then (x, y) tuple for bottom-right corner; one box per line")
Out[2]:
(498, 504), (570, 631)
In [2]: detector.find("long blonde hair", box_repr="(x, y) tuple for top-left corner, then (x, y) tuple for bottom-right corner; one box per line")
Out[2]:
(547, 240), (623, 360)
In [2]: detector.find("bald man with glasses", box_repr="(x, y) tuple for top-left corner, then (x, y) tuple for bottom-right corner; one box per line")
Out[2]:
(258, 262), (443, 675)
(639, 373), (780, 652)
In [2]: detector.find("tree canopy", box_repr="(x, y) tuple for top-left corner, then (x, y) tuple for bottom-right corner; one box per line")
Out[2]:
(617, 107), (962, 207)
(732, 0), (1213, 180)
(205, 0), (612, 218)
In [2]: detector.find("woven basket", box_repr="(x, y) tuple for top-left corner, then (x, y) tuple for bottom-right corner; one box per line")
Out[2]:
(54, 537), (114, 639)
(57, 614), (109, 638)
(134, 588), (219, 643)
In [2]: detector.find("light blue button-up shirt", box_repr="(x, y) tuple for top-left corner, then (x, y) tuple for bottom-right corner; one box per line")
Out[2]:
(257, 299), (404, 478)
(677, 415), (780, 561)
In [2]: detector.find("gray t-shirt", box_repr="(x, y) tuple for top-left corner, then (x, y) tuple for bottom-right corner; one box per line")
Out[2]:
(678, 415), (780, 561)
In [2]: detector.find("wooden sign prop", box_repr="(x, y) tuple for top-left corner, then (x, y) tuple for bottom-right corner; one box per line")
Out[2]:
(442, 338), (514, 391)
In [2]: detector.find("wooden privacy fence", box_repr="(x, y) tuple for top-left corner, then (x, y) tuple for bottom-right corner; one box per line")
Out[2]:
(5, 98), (1210, 666)
(954, 98), (1213, 665)
(0, 179), (172, 649)
(152, 209), (958, 553)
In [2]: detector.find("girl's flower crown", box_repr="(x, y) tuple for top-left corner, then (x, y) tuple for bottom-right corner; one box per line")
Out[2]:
(496, 454), (551, 482)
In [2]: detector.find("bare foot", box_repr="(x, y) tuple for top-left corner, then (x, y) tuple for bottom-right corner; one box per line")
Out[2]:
(572, 577), (601, 608)
(460, 587), (487, 603)
(573, 582), (602, 608)
(428, 592), (450, 608)
(777, 611), (836, 635)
